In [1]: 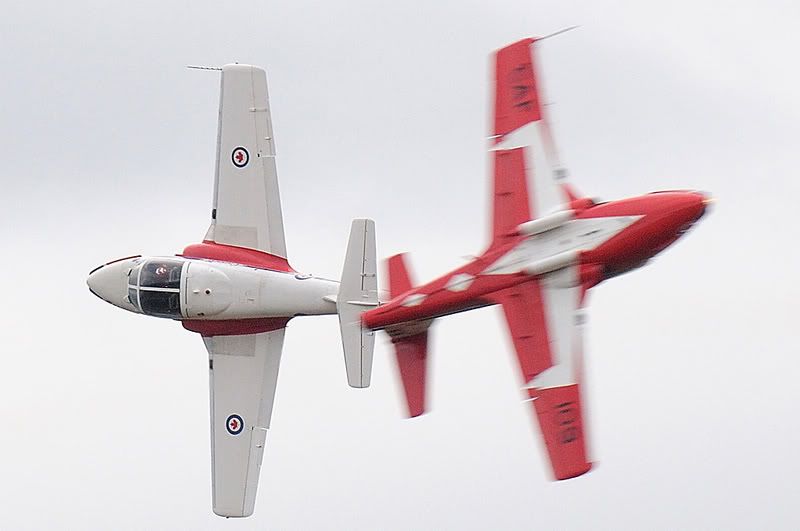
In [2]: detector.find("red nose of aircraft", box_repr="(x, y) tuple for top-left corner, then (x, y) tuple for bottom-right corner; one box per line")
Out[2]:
(576, 190), (712, 278)
(675, 190), (711, 233)
(647, 190), (711, 255)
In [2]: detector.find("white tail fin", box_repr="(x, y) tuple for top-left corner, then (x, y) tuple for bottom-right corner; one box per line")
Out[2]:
(337, 219), (378, 388)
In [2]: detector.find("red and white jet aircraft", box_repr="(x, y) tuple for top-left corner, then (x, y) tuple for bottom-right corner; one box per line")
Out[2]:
(87, 65), (378, 517)
(362, 38), (711, 480)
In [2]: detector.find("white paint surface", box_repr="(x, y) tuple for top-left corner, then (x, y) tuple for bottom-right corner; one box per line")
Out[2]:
(1, 2), (799, 529)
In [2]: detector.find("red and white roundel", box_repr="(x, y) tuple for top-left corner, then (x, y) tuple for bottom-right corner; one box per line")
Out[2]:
(231, 147), (249, 168)
(226, 414), (244, 435)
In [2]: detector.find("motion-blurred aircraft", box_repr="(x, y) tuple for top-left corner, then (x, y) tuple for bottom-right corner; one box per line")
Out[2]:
(362, 38), (711, 480)
(87, 64), (378, 517)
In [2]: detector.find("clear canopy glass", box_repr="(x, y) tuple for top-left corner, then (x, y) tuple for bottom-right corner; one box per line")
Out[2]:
(127, 258), (184, 318)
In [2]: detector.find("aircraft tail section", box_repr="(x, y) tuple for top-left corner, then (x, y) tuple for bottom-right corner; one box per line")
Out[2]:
(386, 254), (431, 417)
(387, 253), (414, 298)
(337, 219), (378, 388)
(392, 331), (429, 417)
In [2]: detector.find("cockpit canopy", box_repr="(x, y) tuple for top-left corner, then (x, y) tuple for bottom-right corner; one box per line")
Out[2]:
(127, 258), (185, 318)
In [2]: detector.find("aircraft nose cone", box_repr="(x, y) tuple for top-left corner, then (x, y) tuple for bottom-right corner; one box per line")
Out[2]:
(700, 191), (714, 213)
(87, 258), (138, 310)
(670, 191), (710, 240)
(690, 191), (712, 219)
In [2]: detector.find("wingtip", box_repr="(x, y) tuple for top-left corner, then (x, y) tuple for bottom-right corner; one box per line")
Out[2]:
(553, 461), (593, 480)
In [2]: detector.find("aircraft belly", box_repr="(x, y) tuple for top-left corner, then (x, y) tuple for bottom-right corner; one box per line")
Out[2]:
(254, 275), (338, 317)
(185, 261), (338, 319)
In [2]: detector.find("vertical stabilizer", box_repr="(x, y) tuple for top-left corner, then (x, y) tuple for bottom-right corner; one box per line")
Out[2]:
(337, 219), (378, 388)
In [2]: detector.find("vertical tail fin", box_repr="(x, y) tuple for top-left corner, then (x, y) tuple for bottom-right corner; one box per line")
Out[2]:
(337, 219), (378, 388)
(386, 254), (431, 417)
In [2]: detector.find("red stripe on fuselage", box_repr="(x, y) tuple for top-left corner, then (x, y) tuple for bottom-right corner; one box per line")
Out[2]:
(182, 317), (291, 337)
(181, 241), (295, 273)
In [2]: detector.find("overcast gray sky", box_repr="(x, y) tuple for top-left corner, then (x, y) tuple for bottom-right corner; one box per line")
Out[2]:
(2, 1), (799, 529)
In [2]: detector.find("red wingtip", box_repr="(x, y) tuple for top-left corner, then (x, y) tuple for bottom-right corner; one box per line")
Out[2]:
(528, 385), (592, 481)
(553, 462), (593, 480)
(494, 38), (541, 137)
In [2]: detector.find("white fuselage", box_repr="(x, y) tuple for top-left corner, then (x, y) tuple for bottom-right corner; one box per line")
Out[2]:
(87, 256), (339, 320)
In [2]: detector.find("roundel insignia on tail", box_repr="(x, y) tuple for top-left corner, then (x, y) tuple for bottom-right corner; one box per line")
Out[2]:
(231, 147), (249, 168)
(226, 414), (244, 435)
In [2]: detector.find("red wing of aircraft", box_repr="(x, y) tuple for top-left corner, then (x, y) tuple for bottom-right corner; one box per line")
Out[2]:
(363, 38), (710, 481)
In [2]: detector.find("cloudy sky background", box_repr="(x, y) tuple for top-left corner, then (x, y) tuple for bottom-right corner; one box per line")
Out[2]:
(2, 1), (798, 529)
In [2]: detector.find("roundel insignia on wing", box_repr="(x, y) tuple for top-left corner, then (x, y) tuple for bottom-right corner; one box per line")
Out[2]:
(226, 414), (244, 435)
(231, 147), (249, 168)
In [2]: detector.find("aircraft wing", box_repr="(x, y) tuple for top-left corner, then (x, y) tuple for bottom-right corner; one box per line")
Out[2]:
(493, 266), (592, 480)
(204, 64), (287, 257)
(204, 328), (286, 517)
(490, 38), (570, 248)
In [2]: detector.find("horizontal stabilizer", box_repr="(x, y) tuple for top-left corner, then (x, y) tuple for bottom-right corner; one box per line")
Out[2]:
(384, 254), (431, 416)
(392, 331), (429, 417)
(387, 253), (414, 298)
(337, 219), (378, 388)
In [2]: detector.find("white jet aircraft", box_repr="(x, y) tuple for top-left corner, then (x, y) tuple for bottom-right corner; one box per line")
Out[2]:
(87, 64), (378, 517)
